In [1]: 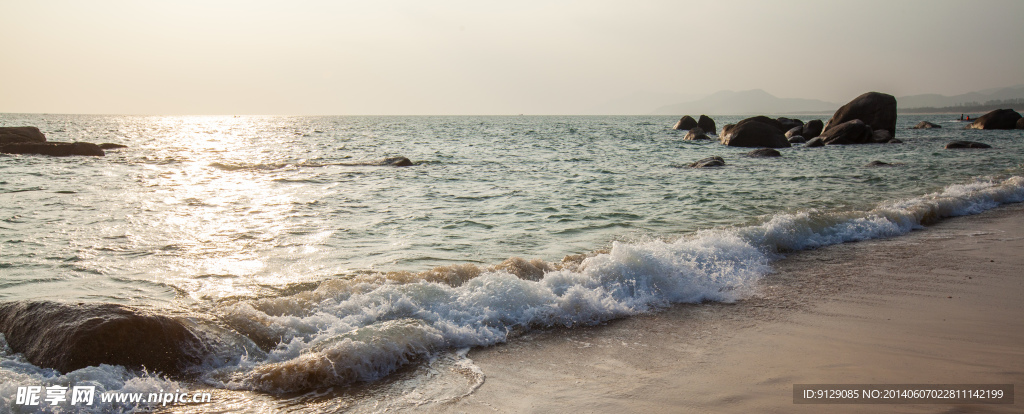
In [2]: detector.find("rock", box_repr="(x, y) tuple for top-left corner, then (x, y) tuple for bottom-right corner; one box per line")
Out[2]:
(683, 127), (710, 140)
(785, 126), (803, 139)
(1018, 117), (1024, 129)
(911, 121), (942, 129)
(0, 142), (105, 156)
(735, 116), (787, 132)
(378, 157), (413, 166)
(819, 120), (874, 145)
(871, 129), (893, 143)
(777, 117), (803, 132)
(887, 138), (903, 144)
(964, 109), (1022, 130)
(0, 126), (47, 144)
(804, 137), (825, 147)
(673, 116), (698, 130)
(746, 148), (781, 157)
(801, 119), (824, 139)
(788, 135), (806, 144)
(721, 124), (736, 137)
(688, 156), (725, 168)
(0, 301), (207, 375)
(865, 160), (902, 167)
(719, 120), (791, 148)
(697, 115), (716, 135)
(822, 92), (898, 137)
(99, 143), (128, 149)
(944, 141), (991, 149)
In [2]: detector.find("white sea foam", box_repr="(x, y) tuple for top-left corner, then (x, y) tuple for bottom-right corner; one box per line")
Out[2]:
(213, 176), (1024, 393)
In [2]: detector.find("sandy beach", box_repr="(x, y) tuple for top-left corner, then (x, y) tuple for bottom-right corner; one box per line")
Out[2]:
(438, 203), (1024, 413)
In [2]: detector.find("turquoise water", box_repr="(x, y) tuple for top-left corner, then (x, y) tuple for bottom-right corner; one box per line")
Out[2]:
(1, 113), (1022, 412)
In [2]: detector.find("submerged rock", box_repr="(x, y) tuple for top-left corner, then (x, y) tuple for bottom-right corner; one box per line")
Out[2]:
(911, 121), (942, 129)
(0, 126), (47, 144)
(0, 142), (105, 156)
(964, 109), (1022, 130)
(683, 127), (710, 140)
(688, 156), (725, 168)
(377, 157), (414, 166)
(719, 118), (791, 148)
(823, 92), (898, 138)
(746, 148), (781, 157)
(99, 143), (128, 149)
(697, 115), (716, 135)
(673, 116), (698, 130)
(0, 301), (206, 375)
(865, 160), (902, 167)
(944, 141), (991, 149)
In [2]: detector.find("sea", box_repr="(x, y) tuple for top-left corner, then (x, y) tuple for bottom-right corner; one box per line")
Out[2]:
(1, 113), (1022, 412)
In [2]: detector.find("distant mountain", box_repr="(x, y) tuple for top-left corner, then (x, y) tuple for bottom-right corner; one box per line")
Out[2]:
(651, 89), (838, 115)
(586, 91), (702, 115)
(898, 85), (1024, 109)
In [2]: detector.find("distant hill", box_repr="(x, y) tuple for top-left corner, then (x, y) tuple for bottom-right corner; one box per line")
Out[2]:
(651, 89), (837, 115)
(585, 91), (702, 115)
(898, 85), (1024, 109)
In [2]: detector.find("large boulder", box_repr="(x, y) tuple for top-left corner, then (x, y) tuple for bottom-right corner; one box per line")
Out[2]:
(945, 141), (991, 149)
(735, 116), (787, 132)
(965, 109), (1022, 130)
(0, 142), (105, 156)
(719, 120), (791, 148)
(801, 119), (824, 139)
(818, 120), (874, 145)
(788, 135), (806, 144)
(823, 92), (897, 137)
(0, 301), (207, 375)
(785, 126), (803, 139)
(684, 127), (710, 140)
(911, 121), (941, 129)
(1018, 117), (1024, 129)
(688, 156), (725, 168)
(673, 116), (698, 130)
(697, 115), (716, 135)
(0, 126), (47, 144)
(804, 137), (825, 147)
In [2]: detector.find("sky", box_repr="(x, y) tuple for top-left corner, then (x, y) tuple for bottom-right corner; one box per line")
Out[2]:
(1, 0), (1022, 115)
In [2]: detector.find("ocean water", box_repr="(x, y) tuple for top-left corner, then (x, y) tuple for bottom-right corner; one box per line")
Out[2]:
(1, 113), (1023, 412)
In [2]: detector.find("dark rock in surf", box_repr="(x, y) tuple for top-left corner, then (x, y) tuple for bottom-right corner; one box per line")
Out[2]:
(871, 129), (894, 143)
(823, 92), (897, 138)
(777, 117), (803, 132)
(673, 116), (698, 130)
(0, 142), (105, 156)
(99, 143), (128, 150)
(887, 138), (903, 144)
(801, 119), (824, 139)
(688, 156), (725, 168)
(787, 135), (806, 144)
(0, 126), (47, 144)
(944, 141), (991, 149)
(746, 148), (781, 157)
(735, 116), (787, 132)
(964, 109), (1022, 130)
(720, 120), (790, 148)
(911, 121), (942, 129)
(697, 115), (716, 135)
(804, 137), (825, 147)
(1017, 117), (1024, 129)
(683, 127), (710, 140)
(865, 160), (902, 167)
(0, 301), (206, 375)
(819, 120), (874, 145)
(785, 126), (803, 139)
(378, 157), (413, 166)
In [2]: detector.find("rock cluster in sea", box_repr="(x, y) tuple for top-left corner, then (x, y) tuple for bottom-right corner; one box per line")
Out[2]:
(0, 126), (120, 157)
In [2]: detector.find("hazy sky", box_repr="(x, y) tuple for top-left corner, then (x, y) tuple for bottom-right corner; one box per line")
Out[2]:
(1, 0), (1021, 115)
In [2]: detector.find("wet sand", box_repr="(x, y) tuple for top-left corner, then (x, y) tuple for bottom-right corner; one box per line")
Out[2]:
(437, 203), (1024, 413)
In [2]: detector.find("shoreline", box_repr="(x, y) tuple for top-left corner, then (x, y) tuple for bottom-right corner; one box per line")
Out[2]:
(437, 203), (1024, 413)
